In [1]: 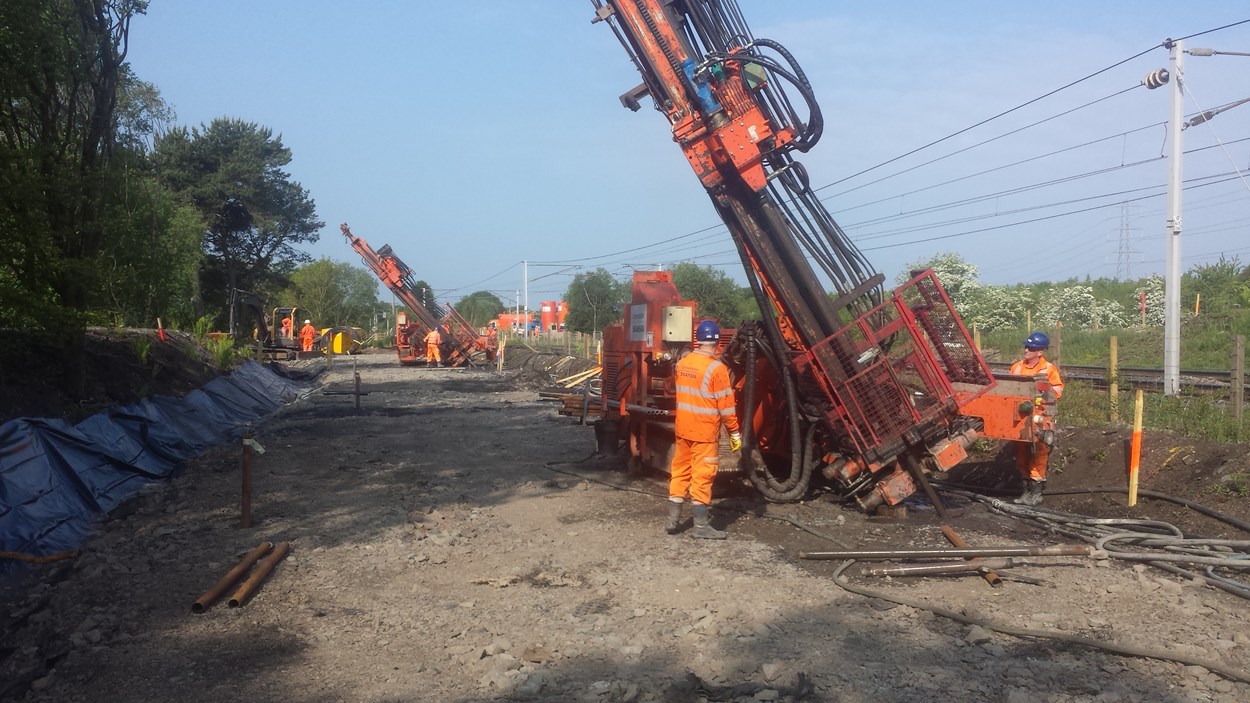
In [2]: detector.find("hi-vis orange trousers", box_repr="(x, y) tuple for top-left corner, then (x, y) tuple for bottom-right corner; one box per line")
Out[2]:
(1016, 442), (1051, 481)
(669, 437), (719, 506)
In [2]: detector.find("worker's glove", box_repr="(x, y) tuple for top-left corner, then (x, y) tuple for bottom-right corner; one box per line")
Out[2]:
(729, 432), (743, 453)
(1040, 429), (1055, 448)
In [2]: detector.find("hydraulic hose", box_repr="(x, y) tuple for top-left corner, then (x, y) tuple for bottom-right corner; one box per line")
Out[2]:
(739, 323), (757, 462)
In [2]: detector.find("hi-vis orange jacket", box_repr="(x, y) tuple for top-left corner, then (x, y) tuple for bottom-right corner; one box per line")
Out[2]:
(674, 348), (740, 442)
(1010, 355), (1064, 398)
(424, 329), (441, 345)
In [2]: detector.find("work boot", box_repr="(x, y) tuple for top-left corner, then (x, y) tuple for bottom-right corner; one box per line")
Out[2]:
(1013, 480), (1034, 505)
(691, 504), (726, 540)
(1024, 480), (1046, 506)
(665, 500), (683, 535)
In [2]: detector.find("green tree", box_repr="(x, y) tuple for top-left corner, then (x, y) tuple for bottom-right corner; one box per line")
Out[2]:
(1185, 255), (1248, 317)
(1036, 285), (1128, 331)
(156, 118), (322, 318)
(287, 259), (380, 328)
(898, 252), (982, 316)
(1135, 275), (1166, 327)
(0, 0), (146, 387)
(455, 291), (505, 327)
(962, 285), (1033, 333)
(96, 73), (204, 329)
(564, 268), (628, 334)
(670, 262), (746, 324)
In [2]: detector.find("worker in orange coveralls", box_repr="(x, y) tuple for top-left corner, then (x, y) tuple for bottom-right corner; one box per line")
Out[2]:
(424, 326), (442, 367)
(299, 319), (317, 352)
(280, 316), (292, 339)
(667, 320), (740, 540)
(1010, 331), (1064, 506)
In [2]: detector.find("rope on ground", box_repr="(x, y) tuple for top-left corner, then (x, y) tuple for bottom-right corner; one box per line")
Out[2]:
(0, 550), (79, 564)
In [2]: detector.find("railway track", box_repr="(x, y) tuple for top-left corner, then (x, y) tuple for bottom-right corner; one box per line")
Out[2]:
(986, 362), (1247, 397)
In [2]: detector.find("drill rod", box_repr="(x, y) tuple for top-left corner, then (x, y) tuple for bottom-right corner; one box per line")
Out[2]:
(797, 544), (1090, 560)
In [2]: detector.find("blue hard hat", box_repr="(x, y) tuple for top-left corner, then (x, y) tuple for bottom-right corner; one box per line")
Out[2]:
(1024, 331), (1049, 350)
(696, 320), (720, 342)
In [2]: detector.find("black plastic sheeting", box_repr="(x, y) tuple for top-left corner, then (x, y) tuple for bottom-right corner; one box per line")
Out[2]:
(0, 361), (306, 569)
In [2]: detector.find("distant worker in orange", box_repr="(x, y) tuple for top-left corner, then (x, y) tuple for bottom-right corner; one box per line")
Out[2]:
(1010, 331), (1064, 506)
(667, 320), (740, 540)
(280, 315), (292, 339)
(424, 326), (442, 367)
(299, 319), (317, 352)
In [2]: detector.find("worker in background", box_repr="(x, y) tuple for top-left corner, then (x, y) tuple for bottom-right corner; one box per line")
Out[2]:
(424, 326), (442, 367)
(1010, 331), (1064, 506)
(667, 320), (741, 540)
(300, 319), (317, 352)
(280, 315), (292, 339)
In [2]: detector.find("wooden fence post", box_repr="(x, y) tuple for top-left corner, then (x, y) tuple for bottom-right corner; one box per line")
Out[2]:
(1128, 389), (1144, 507)
(1233, 334), (1245, 426)
(973, 324), (981, 352)
(1109, 335), (1119, 423)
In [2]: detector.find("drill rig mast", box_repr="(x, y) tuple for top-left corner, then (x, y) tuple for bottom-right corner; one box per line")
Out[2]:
(592, 1), (1004, 510)
(341, 223), (493, 367)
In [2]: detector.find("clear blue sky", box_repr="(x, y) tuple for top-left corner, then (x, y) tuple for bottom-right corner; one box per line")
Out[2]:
(127, 2), (1250, 309)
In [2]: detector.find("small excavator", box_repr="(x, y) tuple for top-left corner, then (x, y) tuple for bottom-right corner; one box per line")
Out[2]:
(591, 0), (1053, 512)
(341, 224), (495, 367)
(226, 289), (307, 359)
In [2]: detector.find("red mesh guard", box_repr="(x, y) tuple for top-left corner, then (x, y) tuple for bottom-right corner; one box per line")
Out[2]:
(805, 270), (992, 459)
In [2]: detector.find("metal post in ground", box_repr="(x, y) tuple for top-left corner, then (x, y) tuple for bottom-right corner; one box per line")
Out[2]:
(1233, 335), (1245, 426)
(1110, 336), (1120, 423)
(241, 432), (253, 528)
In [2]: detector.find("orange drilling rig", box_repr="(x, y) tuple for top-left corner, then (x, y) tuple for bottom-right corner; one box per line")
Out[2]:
(341, 223), (495, 367)
(591, 1), (1053, 511)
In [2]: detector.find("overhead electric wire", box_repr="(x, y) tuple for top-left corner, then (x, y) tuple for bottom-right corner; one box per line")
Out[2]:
(818, 83), (1148, 200)
(859, 174), (1244, 252)
(835, 131), (1248, 234)
(830, 122), (1166, 218)
(1175, 18), (1250, 41)
(1184, 83), (1250, 198)
(815, 48), (1166, 192)
(442, 261), (521, 296)
(813, 17), (1249, 195)
(851, 169), (1242, 243)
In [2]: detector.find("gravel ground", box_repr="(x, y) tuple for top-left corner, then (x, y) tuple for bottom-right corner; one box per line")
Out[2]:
(2, 349), (1249, 703)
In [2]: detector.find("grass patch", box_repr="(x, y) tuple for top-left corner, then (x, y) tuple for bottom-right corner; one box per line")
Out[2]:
(1058, 380), (1248, 443)
(1209, 472), (1250, 498)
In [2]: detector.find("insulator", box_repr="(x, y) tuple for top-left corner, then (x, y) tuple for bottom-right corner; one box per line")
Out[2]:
(1144, 68), (1170, 90)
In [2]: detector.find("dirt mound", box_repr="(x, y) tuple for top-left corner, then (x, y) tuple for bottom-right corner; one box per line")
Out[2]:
(948, 425), (1250, 539)
(501, 346), (599, 392)
(0, 328), (223, 425)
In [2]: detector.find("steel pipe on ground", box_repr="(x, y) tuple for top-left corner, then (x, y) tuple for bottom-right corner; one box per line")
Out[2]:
(192, 542), (273, 613)
(797, 544), (1091, 560)
(862, 558), (1018, 577)
(228, 541), (291, 608)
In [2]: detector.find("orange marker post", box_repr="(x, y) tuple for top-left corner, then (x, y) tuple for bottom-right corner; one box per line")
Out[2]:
(1127, 389), (1144, 507)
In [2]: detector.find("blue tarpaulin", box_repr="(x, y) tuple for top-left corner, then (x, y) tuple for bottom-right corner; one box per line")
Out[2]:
(0, 361), (305, 566)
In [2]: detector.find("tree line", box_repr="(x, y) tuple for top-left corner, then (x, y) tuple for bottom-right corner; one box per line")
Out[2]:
(5, 2), (1243, 391)
(0, 1), (365, 390)
(549, 252), (1249, 338)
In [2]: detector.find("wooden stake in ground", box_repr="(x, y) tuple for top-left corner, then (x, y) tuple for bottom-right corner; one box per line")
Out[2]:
(1128, 389), (1144, 507)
